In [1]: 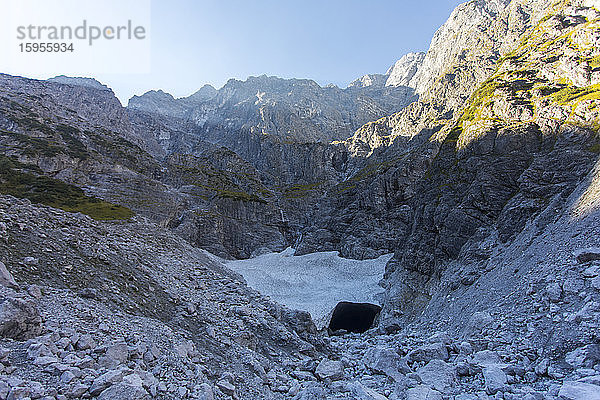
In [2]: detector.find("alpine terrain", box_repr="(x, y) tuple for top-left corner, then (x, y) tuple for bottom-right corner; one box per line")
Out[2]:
(1, 0), (600, 399)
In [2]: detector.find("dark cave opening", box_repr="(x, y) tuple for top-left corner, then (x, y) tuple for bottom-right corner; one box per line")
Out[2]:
(328, 301), (382, 334)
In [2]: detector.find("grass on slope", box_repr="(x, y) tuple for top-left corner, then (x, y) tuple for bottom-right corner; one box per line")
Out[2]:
(0, 156), (133, 220)
(549, 84), (600, 105)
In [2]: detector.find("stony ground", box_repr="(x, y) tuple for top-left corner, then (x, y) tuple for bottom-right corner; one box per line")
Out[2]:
(0, 194), (599, 399)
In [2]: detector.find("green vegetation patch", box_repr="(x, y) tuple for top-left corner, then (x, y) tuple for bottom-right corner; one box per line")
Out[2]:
(460, 79), (500, 124)
(549, 84), (600, 105)
(588, 143), (600, 153)
(283, 182), (324, 199)
(0, 156), (133, 220)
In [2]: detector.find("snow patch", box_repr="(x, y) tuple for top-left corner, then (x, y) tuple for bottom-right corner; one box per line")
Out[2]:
(226, 248), (393, 328)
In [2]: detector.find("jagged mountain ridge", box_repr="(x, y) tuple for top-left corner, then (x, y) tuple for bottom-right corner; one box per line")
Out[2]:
(348, 52), (425, 89)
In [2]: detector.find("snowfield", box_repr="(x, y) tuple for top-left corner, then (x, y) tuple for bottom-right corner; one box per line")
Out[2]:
(226, 248), (393, 328)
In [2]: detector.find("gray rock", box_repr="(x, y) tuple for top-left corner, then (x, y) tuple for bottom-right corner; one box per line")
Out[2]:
(566, 345), (600, 369)
(483, 365), (507, 394)
(347, 382), (388, 400)
(459, 342), (474, 355)
(0, 297), (42, 339)
(75, 335), (95, 351)
(59, 370), (76, 385)
(90, 369), (127, 396)
(465, 312), (494, 335)
(454, 395), (479, 400)
(33, 356), (58, 367)
(363, 346), (410, 381)
(579, 375), (600, 386)
(415, 359), (456, 393)
(558, 381), (600, 400)
(26, 285), (42, 299)
(574, 248), (600, 264)
(583, 265), (600, 278)
(216, 380), (235, 396)
(315, 359), (345, 381)
(407, 342), (449, 363)
(97, 382), (150, 400)
(546, 283), (563, 303)
(406, 385), (443, 400)
(77, 288), (97, 299)
(7, 386), (31, 399)
(292, 383), (326, 400)
(192, 383), (214, 400)
(0, 262), (18, 289)
(535, 358), (550, 376)
(69, 383), (89, 398)
(472, 350), (502, 367)
(427, 332), (452, 345)
(100, 342), (128, 368)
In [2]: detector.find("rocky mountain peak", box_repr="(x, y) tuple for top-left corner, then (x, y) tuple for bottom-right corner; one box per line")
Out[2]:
(2, 0), (600, 398)
(188, 84), (217, 102)
(385, 52), (425, 87)
(409, 0), (513, 96)
(47, 75), (110, 91)
(347, 73), (388, 89)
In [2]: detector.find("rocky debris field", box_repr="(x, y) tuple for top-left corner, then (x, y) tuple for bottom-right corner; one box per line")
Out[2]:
(290, 327), (600, 400)
(0, 193), (599, 399)
(0, 195), (324, 399)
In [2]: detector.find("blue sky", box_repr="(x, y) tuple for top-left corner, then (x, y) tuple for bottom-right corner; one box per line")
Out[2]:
(104, 0), (466, 103)
(3, 0), (466, 103)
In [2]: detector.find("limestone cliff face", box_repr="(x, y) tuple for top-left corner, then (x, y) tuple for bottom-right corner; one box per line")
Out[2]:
(0, 75), (291, 258)
(298, 0), (600, 348)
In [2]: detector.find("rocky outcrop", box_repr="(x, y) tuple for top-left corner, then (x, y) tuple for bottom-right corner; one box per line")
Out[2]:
(297, 0), (600, 359)
(348, 52), (425, 90)
(386, 52), (425, 88)
(0, 195), (324, 399)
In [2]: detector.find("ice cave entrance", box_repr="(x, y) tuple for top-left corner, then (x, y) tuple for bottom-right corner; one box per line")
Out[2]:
(226, 247), (392, 330)
(328, 301), (382, 333)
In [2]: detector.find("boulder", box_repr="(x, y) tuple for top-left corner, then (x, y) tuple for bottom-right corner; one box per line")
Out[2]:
(0, 262), (18, 289)
(315, 359), (345, 381)
(483, 365), (507, 394)
(565, 345), (600, 369)
(97, 382), (150, 400)
(472, 350), (502, 367)
(407, 342), (449, 363)
(546, 282), (562, 303)
(347, 382), (388, 400)
(574, 248), (600, 264)
(216, 380), (236, 396)
(406, 385), (443, 400)
(558, 381), (600, 400)
(90, 369), (128, 396)
(0, 296), (42, 339)
(415, 360), (455, 393)
(192, 383), (214, 400)
(99, 342), (129, 368)
(363, 346), (411, 381)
